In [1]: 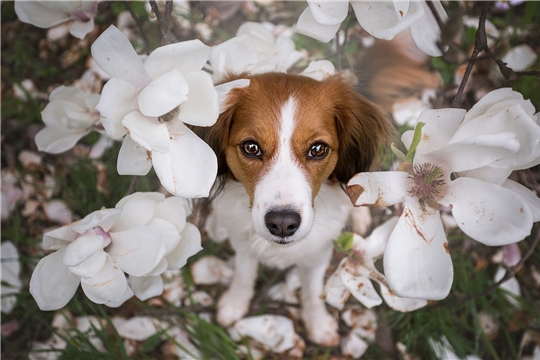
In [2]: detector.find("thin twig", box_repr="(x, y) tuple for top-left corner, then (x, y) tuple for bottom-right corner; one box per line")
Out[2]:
(123, 1), (151, 53)
(452, 2), (490, 108)
(149, 0), (174, 45)
(426, 0), (444, 31)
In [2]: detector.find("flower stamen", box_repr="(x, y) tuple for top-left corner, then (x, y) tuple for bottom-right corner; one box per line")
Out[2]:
(408, 163), (448, 208)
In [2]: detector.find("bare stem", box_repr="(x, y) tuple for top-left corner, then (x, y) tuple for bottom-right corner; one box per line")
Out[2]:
(149, 0), (174, 45)
(123, 1), (151, 53)
(426, 0), (444, 31)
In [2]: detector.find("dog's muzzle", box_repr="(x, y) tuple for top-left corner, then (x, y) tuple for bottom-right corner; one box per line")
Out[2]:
(264, 208), (301, 241)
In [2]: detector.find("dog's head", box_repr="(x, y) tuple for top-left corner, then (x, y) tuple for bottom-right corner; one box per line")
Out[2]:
(199, 73), (391, 245)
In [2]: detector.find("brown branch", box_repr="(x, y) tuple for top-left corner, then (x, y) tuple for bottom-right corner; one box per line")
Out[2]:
(426, 0), (445, 31)
(149, 0), (174, 45)
(123, 1), (151, 54)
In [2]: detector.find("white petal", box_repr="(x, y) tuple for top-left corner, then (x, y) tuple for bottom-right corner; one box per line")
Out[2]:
(117, 136), (153, 176)
(43, 225), (79, 250)
(464, 88), (524, 122)
(346, 171), (412, 207)
(458, 166), (512, 186)
(113, 192), (163, 230)
(145, 258), (168, 276)
(502, 179), (540, 222)
(502, 44), (537, 71)
(147, 218), (181, 254)
(112, 316), (160, 341)
(362, 216), (399, 258)
(105, 286), (134, 308)
(439, 177), (533, 246)
(63, 234), (104, 267)
(409, 1), (448, 57)
(90, 25), (151, 88)
(1, 241), (21, 289)
(414, 108), (466, 155)
(236, 22), (275, 61)
(307, 1), (349, 26)
(296, 6), (341, 43)
(81, 255), (128, 304)
(494, 267), (521, 307)
(15, 1), (71, 28)
(383, 198), (453, 300)
(70, 18), (94, 39)
(190, 255), (234, 285)
(298, 60), (336, 81)
(178, 71), (219, 127)
(129, 275), (164, 301)
(68, 250), (107, 278)
(232, 315), (297, 353)
(123, 111), (170, 153)
(116, 191), (164, 210)
(29, 248), (80, 311)
(42, 200), (73, 225)
(341, 269), (382, 308)
(35, 127), (88, 154)
(144, 40), (210, 79)
(324, 269), (350, 310)
(209, 35), (258, 83)
(341, 332), (369, 359)
(95, 78), (138, 139)
(215, 79), (250, 113)
(165, 222), (202, 270)
(152, 124), (218, 198)
(340, 307), (378, 340)
(137, 69), (188, 118)
(72, 208), (122, 233)
(108, 226), (166, 276)
(379, 282), (428, 312)
(154, 196), (187, 234)
(352, 1), (424, 40)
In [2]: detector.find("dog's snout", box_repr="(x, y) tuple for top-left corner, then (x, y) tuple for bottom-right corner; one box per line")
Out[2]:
(265, 210), (301, 238)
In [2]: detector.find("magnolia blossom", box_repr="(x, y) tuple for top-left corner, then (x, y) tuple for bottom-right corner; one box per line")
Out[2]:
(347, 88), (540, 300)
(324, 218), (428, 312)
(14, 0), (98, 39)
(30, 192), (202, 310)
(91, 25), (219, 198)
(35, 86), (101, 154)
(296, 0), (448, 56)
(209, 21), (304, 83)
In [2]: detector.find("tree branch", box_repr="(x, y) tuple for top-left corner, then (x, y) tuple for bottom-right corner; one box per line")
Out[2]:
(149, 0), (174, 45)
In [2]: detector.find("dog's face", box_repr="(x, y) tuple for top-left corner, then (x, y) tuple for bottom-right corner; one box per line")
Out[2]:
(200, 73), (391, 245)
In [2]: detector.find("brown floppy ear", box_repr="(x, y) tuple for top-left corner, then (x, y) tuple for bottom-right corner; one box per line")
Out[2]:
(329, 78), (394, 183)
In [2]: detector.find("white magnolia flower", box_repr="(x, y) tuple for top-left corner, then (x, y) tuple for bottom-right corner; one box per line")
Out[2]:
(347, 88), (540, 300)
(324, 218), (428, 312)
(91, 25), (219, 198)
(209, 21), (304, 83)
(35, 86), (101, 154)
(1, 241), (22, 314)
(14, 0), (98, 39)
(296, 0), (447, 56)
(30, 192), (202, 310)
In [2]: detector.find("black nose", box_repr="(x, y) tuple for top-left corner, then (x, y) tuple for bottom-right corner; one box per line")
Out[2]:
(264, 210), (301, 238)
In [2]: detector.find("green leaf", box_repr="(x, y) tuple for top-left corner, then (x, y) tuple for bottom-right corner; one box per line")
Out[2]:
(406, 122), (425, 163)
(391, 143), (408, 163)
(335, 232), (355, 252)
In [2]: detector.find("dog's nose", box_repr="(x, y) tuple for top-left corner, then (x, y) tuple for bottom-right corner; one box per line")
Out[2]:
(264, 210), (301, 238)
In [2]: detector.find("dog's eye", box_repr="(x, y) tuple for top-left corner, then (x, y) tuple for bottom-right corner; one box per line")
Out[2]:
(241, 140), (262, 158)
(308, 142), (329, 159)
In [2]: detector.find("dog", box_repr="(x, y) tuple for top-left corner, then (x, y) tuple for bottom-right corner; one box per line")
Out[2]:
(196, 72), (392, 345)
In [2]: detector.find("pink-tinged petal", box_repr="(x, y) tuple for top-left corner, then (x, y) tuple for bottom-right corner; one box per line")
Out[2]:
(44, 200), (73, 225)
(383, 198), (453, 300)
(440, 177), (533, 246)
(35, 127), (89, 154)
(352, 1), (424, 41)
(464, 88), (525, 123)
(63, 234), (104, 267)
(502, 179), (540, 222)
(68, 250), (107, 278)
(165, 222), (202, 270)
(29, 248), (80, 311)
(108, 226), (166, 276)
(15, 1), (71, 28)
(503, 243), (522, 267)
(122, 111), (170, 153)
(361, 216), (399, 259)
(129, 275), (164, 301)
(43, 225), (79, 250)
(215, 79), (250, 113)
(90, 25), (151, 88)
(154, 197), (187, 234)
(307, 1), (349, 26)
(152, 124), (218, 198)
(81, 255), (128, 304)
(69, 18), (94, 39)
(341, 268), (382, 308)
(147, 218), (181, 254)
(296, 6), (341, 43)
(409, 1), (448, 56)
(378, 282), (428, 312)
(137, 69), (188, 118)
(117, 136), (153, 176)
(96, 78), (138, 139)
(144, 40), (210, 79)
(178, 71), (219, 127)
(72, 208), (122, 233)
(324, 268), (350, 310)
(414, 109), (465, 155)
(112, 192), (162, 231)
(346, 171), (412, 207)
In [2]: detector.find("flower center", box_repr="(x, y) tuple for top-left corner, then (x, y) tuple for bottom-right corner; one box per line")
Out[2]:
(408, 162), (448, 207)
(159, 106), (179, 123)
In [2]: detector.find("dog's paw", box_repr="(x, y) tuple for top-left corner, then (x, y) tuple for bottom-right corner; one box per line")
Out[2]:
(303, 309), (339, 346)
(217, 290), (250, 327)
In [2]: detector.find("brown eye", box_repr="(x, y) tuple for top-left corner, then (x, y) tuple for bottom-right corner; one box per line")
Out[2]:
(241, 140), (262, 158)
(308, 142), (329, 159)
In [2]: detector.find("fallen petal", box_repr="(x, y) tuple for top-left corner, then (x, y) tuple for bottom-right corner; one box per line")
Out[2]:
(190, 255), (233, 285)
(232, 315), (298, 353)
(112, 316), (160, 341)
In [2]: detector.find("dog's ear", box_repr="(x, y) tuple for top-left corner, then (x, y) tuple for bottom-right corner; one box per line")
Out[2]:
(329, 77), (394, 183)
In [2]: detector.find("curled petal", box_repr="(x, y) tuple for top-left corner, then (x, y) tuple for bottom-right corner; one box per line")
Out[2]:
(152, 124), (218, 198)
(166, 222), (202, 270)
(137, 69), (188, 118)
(378, 282), (428, 312)
(384, 198), (453, 300)
(464, 88), (527, 123)
(502, 179), (540, 222)
(122, 111), (170, 153)
(341, 267), (382, 309)
(117, 136), (153, 176)
(439, 177), (533, 246)
(409, 1), (447, 56)
(95, 78), (138, 139)
(144, 40), (210, 79)
(72, 208), (122, 233)
(307, 1), (349, 26)
(129, 275), (164, 301)
(113, 192), (162, 231)
(347, 171), (412, 207)
(29, 248), (81, 311)
(63, 235), (104, 267)
(232, 315), (297, 353)
(70, 17), (94, 39)
(90, 25), (151, 88)
(296, 6), (341, 43)
(458, 166), (512, 187)
(43, 225), (80, 250)
(81, 255), (129, 304)
(154, 196), (187, 234)
(178, 71), (219, 127)
(68, 250), (107, 278)
(108, 226), (166, 277)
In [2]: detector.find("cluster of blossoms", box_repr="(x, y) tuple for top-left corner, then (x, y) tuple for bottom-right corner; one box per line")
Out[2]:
(30, 192), (202, 310)
(347, 88), (540, 300)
